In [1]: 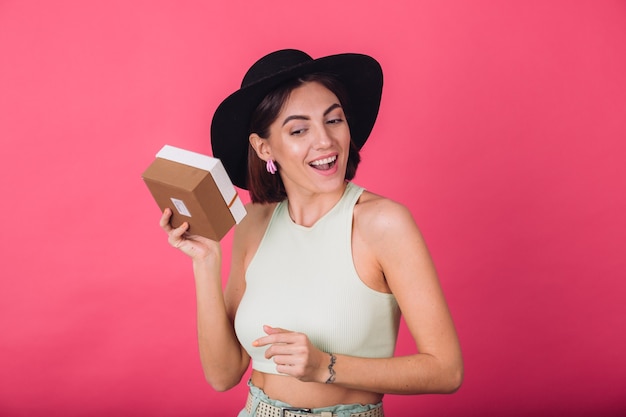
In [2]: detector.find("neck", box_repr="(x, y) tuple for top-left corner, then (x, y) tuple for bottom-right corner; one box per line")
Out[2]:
(285, 182), (348, 227)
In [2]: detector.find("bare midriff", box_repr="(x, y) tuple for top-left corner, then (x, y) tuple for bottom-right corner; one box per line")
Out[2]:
(251, 370), (383, 408)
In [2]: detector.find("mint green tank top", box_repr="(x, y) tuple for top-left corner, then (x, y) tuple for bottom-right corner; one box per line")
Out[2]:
(235, 182), (400, 375)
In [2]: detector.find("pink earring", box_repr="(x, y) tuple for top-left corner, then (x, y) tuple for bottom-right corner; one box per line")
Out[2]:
(266, 159), (277, 174)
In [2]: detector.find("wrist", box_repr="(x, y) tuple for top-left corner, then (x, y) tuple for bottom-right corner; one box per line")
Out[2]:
(192, 255), (221, 279)
(324, 353), (337, 384)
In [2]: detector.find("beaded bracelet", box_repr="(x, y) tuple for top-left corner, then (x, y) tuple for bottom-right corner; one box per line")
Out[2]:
(325, 353), (337, 384)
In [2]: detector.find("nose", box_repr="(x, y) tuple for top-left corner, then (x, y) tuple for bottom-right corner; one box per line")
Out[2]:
(313, 124), (333, 149)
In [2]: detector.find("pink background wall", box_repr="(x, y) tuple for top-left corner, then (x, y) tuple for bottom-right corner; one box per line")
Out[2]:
(1, 1), (625, 416)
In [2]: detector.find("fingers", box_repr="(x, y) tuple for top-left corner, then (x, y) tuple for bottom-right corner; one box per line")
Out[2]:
(160, 208), (190, 248)
(263, 325), (288, 335)
(159, 208), (173, 230)
(169, 222), (189, 248)
(253, 325), (291, 347)
(252, 328), (322, 381)
(261, 336), (308, 363)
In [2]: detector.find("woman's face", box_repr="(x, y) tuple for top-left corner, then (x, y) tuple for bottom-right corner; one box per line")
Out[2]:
(264, 81), (351, 196)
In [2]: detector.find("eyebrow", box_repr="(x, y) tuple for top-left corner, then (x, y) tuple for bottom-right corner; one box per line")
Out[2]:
(281, 103), (343, 126)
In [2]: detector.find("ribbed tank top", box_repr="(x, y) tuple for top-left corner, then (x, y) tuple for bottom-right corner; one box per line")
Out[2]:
(235, 182), (400, 375)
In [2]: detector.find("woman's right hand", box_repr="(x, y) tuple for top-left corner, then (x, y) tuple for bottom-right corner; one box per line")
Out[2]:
(159, 208), (221, 263)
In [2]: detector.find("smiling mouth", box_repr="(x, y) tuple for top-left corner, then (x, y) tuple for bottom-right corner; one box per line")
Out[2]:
(309, 156), (337, 171)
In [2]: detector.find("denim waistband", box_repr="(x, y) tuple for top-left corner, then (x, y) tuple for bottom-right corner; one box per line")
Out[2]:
(238, 380), (384, 417)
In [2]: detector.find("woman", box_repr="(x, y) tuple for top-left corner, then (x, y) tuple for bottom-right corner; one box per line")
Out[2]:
(160, 49), (463, 416)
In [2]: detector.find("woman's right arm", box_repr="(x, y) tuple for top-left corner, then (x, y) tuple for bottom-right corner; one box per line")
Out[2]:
(160, 208), (250, 391)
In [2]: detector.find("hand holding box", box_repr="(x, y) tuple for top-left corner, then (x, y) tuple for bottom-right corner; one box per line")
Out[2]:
(142, 145), (246, 241)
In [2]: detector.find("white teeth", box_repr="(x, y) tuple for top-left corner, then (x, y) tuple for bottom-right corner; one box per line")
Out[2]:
(310, 156), (337, 166)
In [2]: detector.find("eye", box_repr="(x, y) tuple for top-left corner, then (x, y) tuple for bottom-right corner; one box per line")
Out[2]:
(326, 117), (344, 125)
(290, 127), (307, 136)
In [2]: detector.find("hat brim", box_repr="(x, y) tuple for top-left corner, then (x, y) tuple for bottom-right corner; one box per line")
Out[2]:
(210, 53), (383, 189)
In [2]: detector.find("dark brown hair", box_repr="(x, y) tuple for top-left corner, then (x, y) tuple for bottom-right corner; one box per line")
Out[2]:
(247, 73), (361, 203)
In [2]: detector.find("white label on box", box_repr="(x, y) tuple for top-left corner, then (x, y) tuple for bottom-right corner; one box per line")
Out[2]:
(171, 198), (192, 217)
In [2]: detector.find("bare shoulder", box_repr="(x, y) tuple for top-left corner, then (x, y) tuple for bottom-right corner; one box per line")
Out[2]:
(353, 190), (431, 270)
(238, 202), (276, 230)
(352, 189), (433, 293)
(354, 190), (419, 238)
(232, 201), (278, 261)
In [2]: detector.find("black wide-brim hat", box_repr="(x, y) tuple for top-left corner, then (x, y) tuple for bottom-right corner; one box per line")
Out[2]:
(210, 49), (383, 189)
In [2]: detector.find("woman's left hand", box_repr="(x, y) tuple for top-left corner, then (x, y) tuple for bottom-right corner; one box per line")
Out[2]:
(253, 325), (328, 383)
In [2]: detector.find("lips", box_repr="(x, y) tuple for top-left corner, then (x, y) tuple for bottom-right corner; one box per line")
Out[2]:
(309, 155), (337, 171)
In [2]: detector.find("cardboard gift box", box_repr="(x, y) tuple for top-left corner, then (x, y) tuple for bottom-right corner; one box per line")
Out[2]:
(142, 145), (246, 241)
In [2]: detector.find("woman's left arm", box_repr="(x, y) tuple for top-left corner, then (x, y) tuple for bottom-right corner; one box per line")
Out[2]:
(333, 197), (463, 394)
